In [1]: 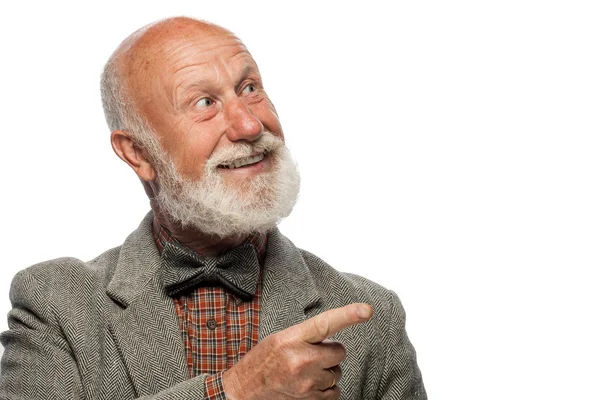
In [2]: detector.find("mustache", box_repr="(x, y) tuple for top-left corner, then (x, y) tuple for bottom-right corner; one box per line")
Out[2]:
(205, 131), (284, 168)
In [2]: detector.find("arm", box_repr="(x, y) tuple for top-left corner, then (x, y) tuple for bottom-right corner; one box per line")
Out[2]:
(0, 269), (217, 400)
(376, 290), (427, 400)
(0, 269), (86, 399)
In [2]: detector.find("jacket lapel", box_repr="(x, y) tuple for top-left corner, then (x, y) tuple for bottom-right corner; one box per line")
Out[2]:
(103, 214), (324, 394)
(105, 213), (189, 396)
(259, 229), (323, 340)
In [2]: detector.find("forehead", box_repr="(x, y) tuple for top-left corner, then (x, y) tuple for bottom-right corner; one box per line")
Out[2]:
(126, 30), (259, 105)
(164, 34), (257, 84)
(163, 33), (251, 67)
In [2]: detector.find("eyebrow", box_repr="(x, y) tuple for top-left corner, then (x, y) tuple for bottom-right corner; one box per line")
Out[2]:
(177, 79), (217, 104)
(234, 64), (261, 90)
(176, 63), (262, 108)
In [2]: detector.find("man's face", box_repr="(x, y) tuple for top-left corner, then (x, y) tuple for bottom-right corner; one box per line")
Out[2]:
(130, 29), (284, 189)
(123, 24), (299, 237)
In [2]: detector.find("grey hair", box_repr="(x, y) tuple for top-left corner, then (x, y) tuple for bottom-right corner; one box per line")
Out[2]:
(100, 45), (164, 162)
(101, 51), (135, 133)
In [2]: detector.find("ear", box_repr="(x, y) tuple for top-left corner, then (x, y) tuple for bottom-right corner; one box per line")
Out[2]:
(111, 130), (157, 182)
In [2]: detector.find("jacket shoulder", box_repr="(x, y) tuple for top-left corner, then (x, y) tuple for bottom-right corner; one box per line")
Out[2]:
(298, 249), (395, 310)
(9, 247), (121, 311)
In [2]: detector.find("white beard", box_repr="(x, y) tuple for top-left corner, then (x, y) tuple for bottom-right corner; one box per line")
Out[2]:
(150, 131), (300, 238)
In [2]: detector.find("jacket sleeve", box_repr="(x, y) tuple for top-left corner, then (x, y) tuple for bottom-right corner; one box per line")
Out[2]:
(0, 269), (214, 400)
(376, 290), (428, 399)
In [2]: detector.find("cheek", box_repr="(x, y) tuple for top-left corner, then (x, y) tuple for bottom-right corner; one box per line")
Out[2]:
(171, 128), (222, 179)
(181, 143), (217, 178)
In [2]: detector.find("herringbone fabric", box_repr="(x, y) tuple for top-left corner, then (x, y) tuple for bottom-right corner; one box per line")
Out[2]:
(0, 212), (427, 399)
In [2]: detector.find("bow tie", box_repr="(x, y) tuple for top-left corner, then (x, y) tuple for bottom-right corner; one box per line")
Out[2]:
(160, 240), (261, 301)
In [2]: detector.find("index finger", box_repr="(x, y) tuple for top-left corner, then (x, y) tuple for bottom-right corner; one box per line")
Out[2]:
(293, 303), (373, 344)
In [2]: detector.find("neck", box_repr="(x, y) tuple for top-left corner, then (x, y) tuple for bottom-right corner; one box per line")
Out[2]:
(153, 210), (250, 257)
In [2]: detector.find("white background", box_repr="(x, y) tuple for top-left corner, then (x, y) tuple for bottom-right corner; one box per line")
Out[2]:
(1, 1), (599, 398)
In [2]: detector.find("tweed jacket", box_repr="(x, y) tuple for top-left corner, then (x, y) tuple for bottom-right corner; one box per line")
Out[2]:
(0, 213), (426, 399)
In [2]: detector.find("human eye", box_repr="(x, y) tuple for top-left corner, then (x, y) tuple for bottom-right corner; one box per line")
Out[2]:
(241, 83), (257, 94)
(195, 97), (214, 108)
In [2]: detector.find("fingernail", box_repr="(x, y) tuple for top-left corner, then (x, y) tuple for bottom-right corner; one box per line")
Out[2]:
(357, 305), (371, 319)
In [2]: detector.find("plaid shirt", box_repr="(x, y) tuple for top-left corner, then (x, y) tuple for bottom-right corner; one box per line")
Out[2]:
(153, 218), (266, 399)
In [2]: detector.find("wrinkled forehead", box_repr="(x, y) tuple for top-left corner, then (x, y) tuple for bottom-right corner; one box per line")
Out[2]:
(122, 24), (251, 76)
(119, 23), (258, 104)
(160, 33), (253, 74)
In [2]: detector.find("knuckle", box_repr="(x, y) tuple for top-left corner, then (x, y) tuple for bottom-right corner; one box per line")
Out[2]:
(297, 378), (314, 395)
(313, 314), (330, 339)
(287, 353), (307, 374)
(335, 342), (347, 360)
(270, 331), (290, 351)
(325, 341), (346, 364)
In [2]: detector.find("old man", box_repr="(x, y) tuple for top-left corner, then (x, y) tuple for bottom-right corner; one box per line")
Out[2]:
(0, 17), (426, 400)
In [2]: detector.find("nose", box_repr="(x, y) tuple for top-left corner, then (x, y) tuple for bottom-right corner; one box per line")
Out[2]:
(224, 98), (264, 142)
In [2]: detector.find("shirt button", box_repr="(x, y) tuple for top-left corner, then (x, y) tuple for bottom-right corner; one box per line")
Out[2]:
(206, 318), (217, 330)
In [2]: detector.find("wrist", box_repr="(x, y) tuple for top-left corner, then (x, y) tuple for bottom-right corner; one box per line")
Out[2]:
(222, 367), (246, 400)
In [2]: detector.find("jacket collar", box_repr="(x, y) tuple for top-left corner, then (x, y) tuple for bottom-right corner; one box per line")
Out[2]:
(259, 228), (323, 338)
(106, 211), (323, 314)
(104, 211), (323, 395)
(106, 212), (161, 307)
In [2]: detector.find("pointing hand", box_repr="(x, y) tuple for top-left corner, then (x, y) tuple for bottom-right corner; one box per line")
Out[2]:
(222, 303), (373, 400)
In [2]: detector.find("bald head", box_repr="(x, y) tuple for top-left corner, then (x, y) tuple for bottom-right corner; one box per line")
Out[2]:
(116, 17), (235, 76)
(100, 17), (240, 141)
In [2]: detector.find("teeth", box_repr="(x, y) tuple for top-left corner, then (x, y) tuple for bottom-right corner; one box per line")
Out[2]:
(222, 153), (265, 169)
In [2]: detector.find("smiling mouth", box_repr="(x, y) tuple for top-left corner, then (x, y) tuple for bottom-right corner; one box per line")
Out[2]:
(218, 152), (266, 169)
